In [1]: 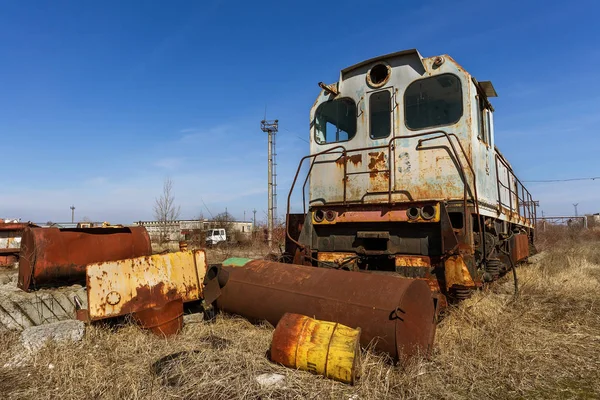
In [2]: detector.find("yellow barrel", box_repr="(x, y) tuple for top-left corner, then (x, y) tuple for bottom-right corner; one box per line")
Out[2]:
(270, 313), (361, 384)
(178, 241), (188, 252)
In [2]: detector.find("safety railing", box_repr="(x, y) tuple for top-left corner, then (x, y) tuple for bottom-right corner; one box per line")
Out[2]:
(495, 155), (536, 227)
(286, 130), (481, 250)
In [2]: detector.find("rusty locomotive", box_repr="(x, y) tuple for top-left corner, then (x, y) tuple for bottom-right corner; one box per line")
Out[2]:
(284, 49), (536, 303)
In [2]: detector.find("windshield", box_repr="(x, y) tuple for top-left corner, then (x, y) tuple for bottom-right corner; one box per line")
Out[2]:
(404, 74), (463, 130)
(314, 98), (357, 144)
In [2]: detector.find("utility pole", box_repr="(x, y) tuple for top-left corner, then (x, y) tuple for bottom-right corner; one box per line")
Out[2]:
(70, 205), (75, 223)
(573, 203), (579, 217)
(261, 119), (278, 248)
(253, 209), (257, 230)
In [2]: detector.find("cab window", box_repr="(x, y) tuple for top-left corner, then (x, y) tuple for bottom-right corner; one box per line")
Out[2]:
(370, 91), (391, 139)
(405, 74), (463, 130)
(315, 98), (357, 144)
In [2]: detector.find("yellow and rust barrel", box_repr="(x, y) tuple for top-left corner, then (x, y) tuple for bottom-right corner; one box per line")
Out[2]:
(270, 313), (361, 384)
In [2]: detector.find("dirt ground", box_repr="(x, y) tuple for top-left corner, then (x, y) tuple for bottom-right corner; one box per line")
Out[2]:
(1, 229), (599, 399)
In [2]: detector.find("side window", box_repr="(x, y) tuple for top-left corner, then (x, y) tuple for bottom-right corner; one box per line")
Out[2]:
(405, 74), (463, 130)
(315, 98), (357, 144)
(485, 109), (493, 145)
(370, 90), (391, 139)
(476, 95), (487, 144)
(477, 94), (493, 146)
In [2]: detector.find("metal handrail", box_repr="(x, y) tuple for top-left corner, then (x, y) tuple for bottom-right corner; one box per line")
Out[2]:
(494, 154), (535, 227)
(285, 130), (480, 250)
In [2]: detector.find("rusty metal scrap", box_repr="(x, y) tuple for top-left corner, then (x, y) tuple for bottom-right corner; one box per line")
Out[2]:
(81, 250), (213, 322)
(0, 221), (36, 267)
(18, 226), (152, 291)
(512, 233), (530, 263)
(217, 259), (437, 361)
(133, 297), (184, 337)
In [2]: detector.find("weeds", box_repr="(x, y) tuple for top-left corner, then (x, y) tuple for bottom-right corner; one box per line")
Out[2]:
(1, 231), (599, 399)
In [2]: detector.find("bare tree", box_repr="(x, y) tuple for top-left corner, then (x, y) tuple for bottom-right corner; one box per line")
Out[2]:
(154, 177), (181, 243)
(211, 211), (234, 232)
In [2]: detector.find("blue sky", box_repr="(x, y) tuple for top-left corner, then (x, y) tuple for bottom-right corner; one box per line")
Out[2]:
(1, 0), (599, 223)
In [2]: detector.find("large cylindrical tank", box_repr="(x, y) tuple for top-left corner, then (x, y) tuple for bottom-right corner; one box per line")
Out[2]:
(271, 313), (361, 384)
(216, 259), (437, 361)
(18, 226), (152, 291)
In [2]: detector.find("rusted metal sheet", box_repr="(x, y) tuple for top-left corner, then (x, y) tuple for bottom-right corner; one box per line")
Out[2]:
(0, 222), (35, 267)
(444, 255), (475, 291)
(0, 255), (17, 266)
(317, 252), (357, 269)
(133, 297), (184, 337)
(84, 250), (207, 321)
(394, 255), (431, 268)
(18, 226), (152, 291)
(512, 233), (529, 263)
(217, 259), (437, 362)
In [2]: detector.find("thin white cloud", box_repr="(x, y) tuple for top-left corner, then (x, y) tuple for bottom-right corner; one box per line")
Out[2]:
(154, 157), (183, 170)
(84, 176), (108, 185)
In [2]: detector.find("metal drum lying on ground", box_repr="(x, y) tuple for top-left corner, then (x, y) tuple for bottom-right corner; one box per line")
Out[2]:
(18, 226), (152, 291)
(271, 313), (361, 384)
(217, 259), (437, 362)
(133, 297), (184, 337)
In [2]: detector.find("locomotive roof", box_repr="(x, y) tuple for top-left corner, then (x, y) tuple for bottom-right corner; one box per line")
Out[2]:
(341, 49), (424, 75)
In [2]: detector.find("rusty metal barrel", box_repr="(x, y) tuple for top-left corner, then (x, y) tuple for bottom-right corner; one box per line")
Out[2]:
(271, 313), (361, 384)
(133, 297), (184, 337)
(217, 259), (437, 361)
(18, 226), (152, 291)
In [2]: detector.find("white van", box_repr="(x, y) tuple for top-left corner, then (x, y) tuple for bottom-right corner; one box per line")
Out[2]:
(206, 228), (226, 246)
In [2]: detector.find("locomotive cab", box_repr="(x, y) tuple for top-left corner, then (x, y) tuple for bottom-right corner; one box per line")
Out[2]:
(285, 49), (535, 302)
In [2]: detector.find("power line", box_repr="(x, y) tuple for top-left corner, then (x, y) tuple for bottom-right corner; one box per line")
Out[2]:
(283, 128), (309, 144)
(523, 176), (600, 183)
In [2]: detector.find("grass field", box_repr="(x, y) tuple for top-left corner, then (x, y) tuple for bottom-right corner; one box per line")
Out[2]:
(1, 228), (599, 399)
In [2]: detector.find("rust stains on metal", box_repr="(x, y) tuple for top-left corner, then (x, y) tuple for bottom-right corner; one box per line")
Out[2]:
(0, 255), (17, 266)
(335, 154), (362, 167)
(394, 255), (431, 268)
(217, 259), (436, 362)
(367, 151), (386, 178)
(85, 250), (208, 321)
(270, 313), (361, 384)
(18, 226), (152, 291)
(132, 297), (184, 337)
(317, 252), (357, 269)
(513, 233), (529, 263)
(0, 221), (35, 267)
(444, 255), (475, 291)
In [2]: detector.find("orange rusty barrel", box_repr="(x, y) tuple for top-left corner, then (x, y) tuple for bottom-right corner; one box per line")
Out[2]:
(271, 313), (361, 384)
(133, 297), (184, 337)
(217, 259), (437, 362)
(18, 226), (152, 291)
(178, 241), (188, 252)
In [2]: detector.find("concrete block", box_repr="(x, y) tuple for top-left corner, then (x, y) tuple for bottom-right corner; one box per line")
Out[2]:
(20, 319), (85, 353)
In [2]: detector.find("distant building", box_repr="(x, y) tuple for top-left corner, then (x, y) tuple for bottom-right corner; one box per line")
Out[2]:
(133, 219), (253, 242)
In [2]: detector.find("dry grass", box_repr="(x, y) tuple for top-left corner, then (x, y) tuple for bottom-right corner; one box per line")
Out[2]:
(1, 233), (599, 399)
(152, 238), (275, 264)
